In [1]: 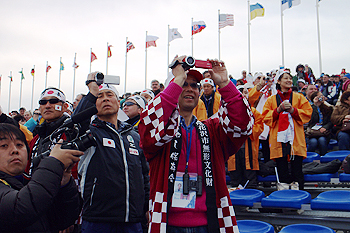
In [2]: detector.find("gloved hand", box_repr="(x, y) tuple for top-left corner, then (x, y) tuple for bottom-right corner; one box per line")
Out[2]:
(277, 100), (293, 113)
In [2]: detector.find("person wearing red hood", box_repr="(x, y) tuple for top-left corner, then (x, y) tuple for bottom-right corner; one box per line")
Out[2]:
(262, 69), (312, 190)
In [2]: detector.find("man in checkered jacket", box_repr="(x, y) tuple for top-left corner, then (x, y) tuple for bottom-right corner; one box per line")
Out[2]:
(139, 56), (254, 233)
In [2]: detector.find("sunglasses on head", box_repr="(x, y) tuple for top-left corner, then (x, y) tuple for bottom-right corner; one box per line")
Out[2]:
(123, 102), (137, 107)
(183, 82), (200, 89)
(39, 98), (62, 105)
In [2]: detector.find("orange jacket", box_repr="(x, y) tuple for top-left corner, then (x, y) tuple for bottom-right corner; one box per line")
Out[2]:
(262, 92), (312, 159)
(228, 107), (264, 171)
(19, 124), (33, 145)
(193, 91), (221, 120)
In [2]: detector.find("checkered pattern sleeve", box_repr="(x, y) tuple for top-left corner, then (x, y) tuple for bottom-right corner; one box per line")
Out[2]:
(217, 82), (254, 139)
(139, 83), (182, 154)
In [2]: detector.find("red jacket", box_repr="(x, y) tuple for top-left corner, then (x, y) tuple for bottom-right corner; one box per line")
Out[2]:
(139, 81), (253, 233)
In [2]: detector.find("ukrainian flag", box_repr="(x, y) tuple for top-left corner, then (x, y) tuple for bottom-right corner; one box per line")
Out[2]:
(250, 3), (264, 20)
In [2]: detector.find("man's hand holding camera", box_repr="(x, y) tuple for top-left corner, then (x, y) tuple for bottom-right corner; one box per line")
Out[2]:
(208, 60), (229, 89)
(171, 55), (188, 87)
(86, 72), (100, 97)
(49, 139), (83, 186)
(170, 56), (229, 88)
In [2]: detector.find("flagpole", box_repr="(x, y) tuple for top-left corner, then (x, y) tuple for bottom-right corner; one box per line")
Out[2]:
(218, 10), (221, 60)
(280, 3), (285, 68)
(45, 61), (48, 88)
(89, 48), (92, 73)
(316, 0), (323, 76)
(191, 18), (194, 56)
(106, 42), (109, 75)
(167, 25), (170, 78)
(8, 71), (12, 113)
(145, 31), (148, 90)
(31, 65), (35, 111)
(247, 0), (252, 73)
(59, 57), (62, 89)
(73, 53), (77, 100)
(125, 37), (128, 94)
(19, 68), (23, 108)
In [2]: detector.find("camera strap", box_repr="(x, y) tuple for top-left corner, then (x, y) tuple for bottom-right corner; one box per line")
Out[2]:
(166, 119), (217, 228)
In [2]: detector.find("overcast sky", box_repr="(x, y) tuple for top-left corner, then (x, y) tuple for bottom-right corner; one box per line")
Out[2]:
(1, 0), (349, 113)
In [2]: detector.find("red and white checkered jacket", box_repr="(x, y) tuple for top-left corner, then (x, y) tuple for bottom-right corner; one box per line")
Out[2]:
(139, 81), (254, 233)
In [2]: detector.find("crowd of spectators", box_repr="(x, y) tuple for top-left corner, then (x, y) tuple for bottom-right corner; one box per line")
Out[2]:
(0, 60), (349, 232)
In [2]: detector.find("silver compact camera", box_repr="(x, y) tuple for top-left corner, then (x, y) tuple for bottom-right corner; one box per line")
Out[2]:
(95, 73), (120, 86)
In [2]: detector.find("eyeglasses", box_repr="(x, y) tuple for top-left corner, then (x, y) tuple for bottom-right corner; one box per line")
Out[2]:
(183, 82), (200, 89)
(33, 112), (41, 115)
(39, 98), (62, 105)
(123, 102), (137, 107)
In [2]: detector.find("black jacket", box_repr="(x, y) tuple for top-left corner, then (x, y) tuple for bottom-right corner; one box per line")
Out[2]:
(0, 157), (80, 232)
(27, 115), (75, 178)
(308, 103), (333, 131)
(75, 92), (150, 223)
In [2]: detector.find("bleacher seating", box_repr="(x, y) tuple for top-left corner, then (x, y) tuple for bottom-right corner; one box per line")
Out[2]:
(229, 189), (264, 207)
(236, 220), (274, 233)
(279, 224), (335, 233)
(261, 190), (311, 209)
(303, 152), (320, 163)
(320, 150), (350, 163)
(311, 190), (350, 211)
(328, 139), (338, 150)
(339, 173), (350, 182)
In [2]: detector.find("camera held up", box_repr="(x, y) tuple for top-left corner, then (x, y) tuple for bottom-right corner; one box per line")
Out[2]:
(31, 106), (98, 170)
(169, 56), (213, 71)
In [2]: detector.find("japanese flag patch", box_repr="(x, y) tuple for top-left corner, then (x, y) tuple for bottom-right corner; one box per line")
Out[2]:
(55, 105), (62, 111)
(103, 138), (115, 148)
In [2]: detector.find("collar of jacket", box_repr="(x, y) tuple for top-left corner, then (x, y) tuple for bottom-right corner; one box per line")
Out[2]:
(0, 171), (23, 190)
(34, 115), (69, 138)
(91, 117), (133, 134)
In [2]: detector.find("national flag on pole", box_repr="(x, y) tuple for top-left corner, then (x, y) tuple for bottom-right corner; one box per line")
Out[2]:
(107, 45), (112, 58)
(126, 41), (135, 52)
(46, 65), (52, 73)
(168, 28), (183, 42)
(219, 14), (234, 29)
(8, 75), (12, 82)
(281, 0), (301, 11)
(60, 61), (64, 71)
(31, 68), (35, 77)
(192, 21), (206, 35)
(250, 3), (265, 20)
(73, 62), (79, 68)
(91, 52), (97, 62)
(146, 35), (159, 48)
(19, 70), (24, 80)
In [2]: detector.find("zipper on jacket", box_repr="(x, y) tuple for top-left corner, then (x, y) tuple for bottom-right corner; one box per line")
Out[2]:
(106, 124), (130, 222)
(90, 177), (97, 206)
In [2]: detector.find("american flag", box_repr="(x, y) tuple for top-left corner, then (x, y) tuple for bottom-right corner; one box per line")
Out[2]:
(126, 41), (135, 53)
(219, 14), (234, 29)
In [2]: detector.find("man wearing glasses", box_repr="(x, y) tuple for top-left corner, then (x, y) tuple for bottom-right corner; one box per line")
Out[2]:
(122, 95), (147, 127)
(25, 88), (70, 179)
(139, 56), (253, 233)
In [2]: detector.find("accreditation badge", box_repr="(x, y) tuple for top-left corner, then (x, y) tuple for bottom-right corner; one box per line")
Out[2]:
(171, 172), (196, 209)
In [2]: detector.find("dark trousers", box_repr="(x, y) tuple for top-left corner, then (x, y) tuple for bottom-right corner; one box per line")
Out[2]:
(81, 221), (142, 233)
(229, 148), (258, 188)
(275, 155), (304, 190)
(167, 225), (208, 233)
(260, 137), (270, 163)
